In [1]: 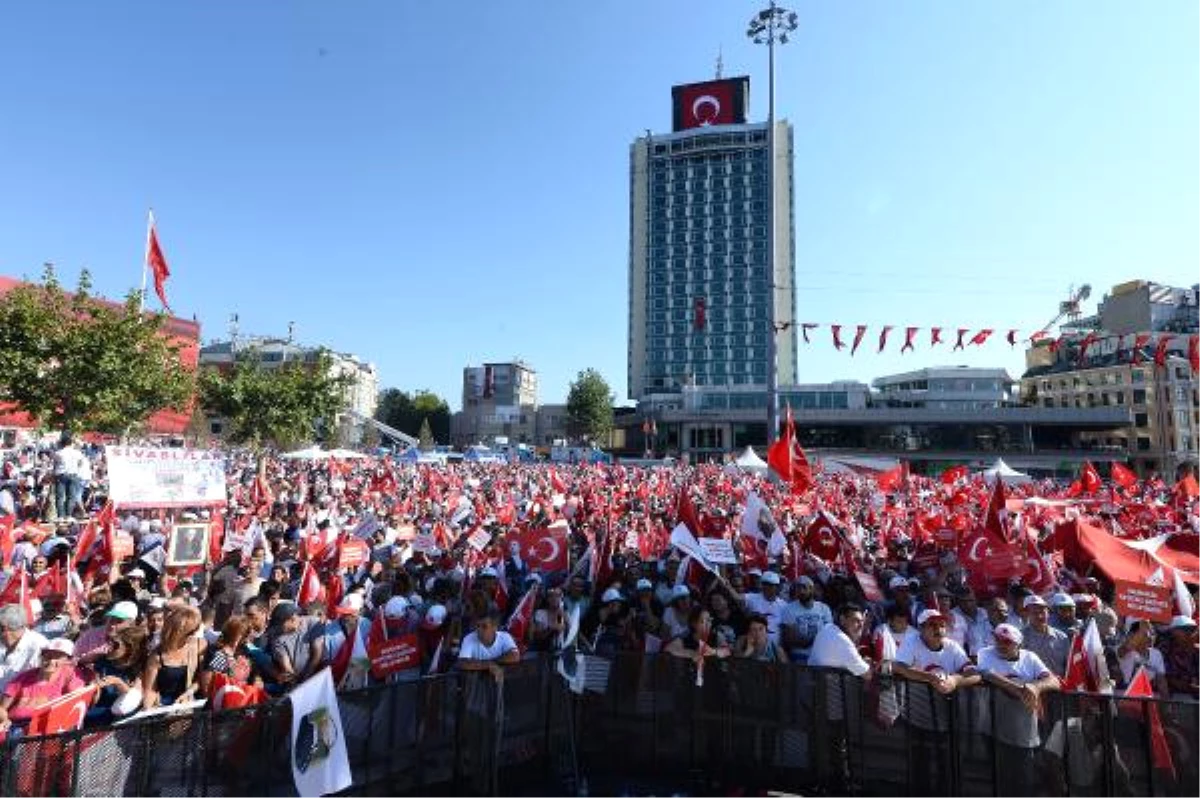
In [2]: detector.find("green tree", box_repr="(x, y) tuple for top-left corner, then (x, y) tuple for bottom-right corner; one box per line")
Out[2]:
(566, 368), (614, 444)
(418, 417), (434, 450)
(376, 388), (451, 442)
(199, 348), (352, 449)
(0, 266), (193, 436)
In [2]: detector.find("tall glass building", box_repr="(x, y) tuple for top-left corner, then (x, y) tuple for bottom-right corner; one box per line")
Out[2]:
(627, 114), (796, 403)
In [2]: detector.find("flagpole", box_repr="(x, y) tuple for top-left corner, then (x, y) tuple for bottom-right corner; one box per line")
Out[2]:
(140, 209), (153, 313)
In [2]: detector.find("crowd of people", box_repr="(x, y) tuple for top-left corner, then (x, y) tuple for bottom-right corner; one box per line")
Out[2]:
(0, 434), (1195, 789)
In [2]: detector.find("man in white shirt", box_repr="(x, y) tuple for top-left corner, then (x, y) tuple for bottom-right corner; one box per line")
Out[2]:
(0, 605), (48, 691)
(458, 609), (520, 679)
(781, 575), (832, 663)
(741, 571), (789, 644)
(894, 609), (980, 795)
(977, 623), (1060, 795)
(808, 603), (871, 791)
(948, 589), (991, 658)
(52, 435), (87, 521)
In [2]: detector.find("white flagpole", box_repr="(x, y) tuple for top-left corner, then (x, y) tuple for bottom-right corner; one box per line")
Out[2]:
(140, 208), (153, 312)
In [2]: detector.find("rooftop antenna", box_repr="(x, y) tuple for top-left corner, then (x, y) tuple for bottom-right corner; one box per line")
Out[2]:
(715, 46), (724, 79)
(229, 313), (240, 354)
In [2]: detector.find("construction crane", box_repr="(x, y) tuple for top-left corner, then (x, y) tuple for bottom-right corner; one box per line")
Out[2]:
(1036, 283), (1092, 337)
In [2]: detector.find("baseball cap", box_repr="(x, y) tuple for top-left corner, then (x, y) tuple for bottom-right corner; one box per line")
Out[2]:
(671, 585), (691, 601)
(795, 575), (815, 589)
(760, 571), (782, 586)
(917, 609), (947, 626)
(384, 596), (409, 618)
(601, 587), (625, 603)
(422, 604), (448, 629)
(1023, 595), (1047, 609)
(106, 601), (139, 622)
(993, 623), (1023, 646)
(888, 575), (910, 590)
(1072, 593), (1098, 608)
(636, 578), (653, 591)
(478, 566), (498, 578)
(334, 594), (364, 617)
(1050, 592), (1075, 609)
(127, 568), (146, 579)
(1168, 615), (1198, 631)
(43, 638), (75, 658)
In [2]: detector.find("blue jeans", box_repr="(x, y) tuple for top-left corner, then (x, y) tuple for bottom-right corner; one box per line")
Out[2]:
(54, 476), (84, 519)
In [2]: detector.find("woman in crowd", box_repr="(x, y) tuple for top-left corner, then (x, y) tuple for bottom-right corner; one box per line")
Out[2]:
(142, 604), (204, 709)
(88, 624), (149, 726)
(737, 613), (787, 663)
(0, 639), (85, 739)
(199, 616), (262, 696)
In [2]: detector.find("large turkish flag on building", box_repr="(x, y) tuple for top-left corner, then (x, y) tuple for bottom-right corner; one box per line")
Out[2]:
(672, 77), (749, 131)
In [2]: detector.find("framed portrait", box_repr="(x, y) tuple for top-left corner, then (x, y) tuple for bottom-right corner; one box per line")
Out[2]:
(168, 523), (210, 567)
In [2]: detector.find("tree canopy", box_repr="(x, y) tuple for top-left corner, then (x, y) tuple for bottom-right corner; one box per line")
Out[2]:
(566, 368), (614, 443)
(199, 348), (352, 449)
(0, 266), (193, 435)
(376, 389), (451, 444)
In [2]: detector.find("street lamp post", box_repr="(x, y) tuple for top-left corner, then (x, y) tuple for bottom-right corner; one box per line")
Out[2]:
(748, 1), (797, 446)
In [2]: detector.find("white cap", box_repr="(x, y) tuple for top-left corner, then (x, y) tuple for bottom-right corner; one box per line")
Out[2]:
(422, 604), (448, 629)
(888, 575), (910, 590)
(993, 623), (1023, 646)
(1168, 615), (1198, 631)
(917, 609), (947, 626)
(671, 585), (691, 601)
(1023, 595), (1047, 609)
(127, 568), (146, 579)
(760, 571), (782, 586)
(383, 596), (409, 618)
(478, 566), (498, 578)
(335, 594), (364, 616)
(601, 587), (625, 603)
(1050, 592), (1076, 608)
(106, 601), (139, 621)
(636, 578), (653, 591)
(43, 638), (75, 657)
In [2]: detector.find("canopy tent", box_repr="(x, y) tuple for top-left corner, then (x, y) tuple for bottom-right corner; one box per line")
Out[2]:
(325, 448), (371, 460)
(463, 445), (504, 464)
(981, 458), (1032, 485)
(731, 446), (769, 475)
(280, 445), (329, 460)
(1051, 519), (1199, 586)
(818, 455), (899, 476)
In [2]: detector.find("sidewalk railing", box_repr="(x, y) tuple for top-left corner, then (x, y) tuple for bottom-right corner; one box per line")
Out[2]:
(1, 653), (1196, 796)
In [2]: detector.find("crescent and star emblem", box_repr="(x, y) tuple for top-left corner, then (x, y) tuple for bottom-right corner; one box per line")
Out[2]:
(530, 534), (561, 565)
(691, 94), (722, 126)
(968, 537), (991, 563)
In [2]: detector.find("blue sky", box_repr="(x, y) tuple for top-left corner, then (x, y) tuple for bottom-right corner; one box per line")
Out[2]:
(1, 2), (1196, 411)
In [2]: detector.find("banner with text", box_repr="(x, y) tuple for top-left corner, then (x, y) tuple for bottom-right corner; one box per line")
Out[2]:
(106, 447), (227, 508)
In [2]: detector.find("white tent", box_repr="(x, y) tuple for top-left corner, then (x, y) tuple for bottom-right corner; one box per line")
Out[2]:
(326, 448), (371, 460)
(732, 446), (769, 475)
(981, 458), (1032, 485)
(280, 445), (329, 460)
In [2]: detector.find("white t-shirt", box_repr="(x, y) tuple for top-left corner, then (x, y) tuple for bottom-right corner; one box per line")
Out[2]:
(808, 622), (869, 676)
(458, 630), (517, 662)
(781, 599), (832, 656)
(1118, 647), (1166, 686)
(896, 635), (975, 731)
(977, 646), (1051, 684)
(744, 592), (790, 643)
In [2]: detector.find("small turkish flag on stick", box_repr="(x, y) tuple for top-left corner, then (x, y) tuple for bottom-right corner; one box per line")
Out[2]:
(145, 210), (172, 312)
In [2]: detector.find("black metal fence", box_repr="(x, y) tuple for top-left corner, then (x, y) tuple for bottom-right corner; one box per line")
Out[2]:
(1, 654), (1196, 796)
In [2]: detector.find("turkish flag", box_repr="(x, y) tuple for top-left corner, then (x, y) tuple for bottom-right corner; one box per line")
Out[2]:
(27, 685), (98, 736)
(968, 329), (994, 346)
(673, 78), (744, 130)
(804, 511), (844, 562)
(505, 583), (540, 654)
(1024, 537), (1056, 594)
(146, 212), (172, 312)
(1189, 334), (1199, 374)
(850, 325), (867, 356)
(875, 463), (907, 492)
(296, 561), (324, 606)
(1123, 667), (1177, 778)
(208, 673), (267, 712)
(940, 465), (969, 485)
(1081, 461), (1102, 495)
(1111, 462), (1138, 490)
(1153, 334), (1175, 368)
(510, 520), (569, 573)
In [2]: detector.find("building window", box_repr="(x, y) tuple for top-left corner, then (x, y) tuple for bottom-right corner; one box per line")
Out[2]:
(1136, 436), (1151, 451)
(1132, 389), (1147, 405)
(1135, 412), (1149, 428)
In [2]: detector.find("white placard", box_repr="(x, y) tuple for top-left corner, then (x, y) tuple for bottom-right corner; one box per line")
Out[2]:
(106, 446), (227, 508)
(412, 531), (438, 554)
(697, 538), (739, 565)
(467, 527), (492, 551)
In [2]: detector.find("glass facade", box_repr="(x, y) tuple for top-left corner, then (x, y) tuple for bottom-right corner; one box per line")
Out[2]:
(640, 127), (774, 393)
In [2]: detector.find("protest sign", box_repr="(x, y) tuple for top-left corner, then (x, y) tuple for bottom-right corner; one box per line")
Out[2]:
(106, 446), (227, 508)
(467, 527), (492, 552)
(337, 539), (370, 570)
(1113, 579), (1173, 623)
(697, 538), (738, 565)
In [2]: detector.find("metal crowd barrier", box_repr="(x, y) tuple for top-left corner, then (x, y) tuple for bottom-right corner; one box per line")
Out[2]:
(1, 653), (1196, 796)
